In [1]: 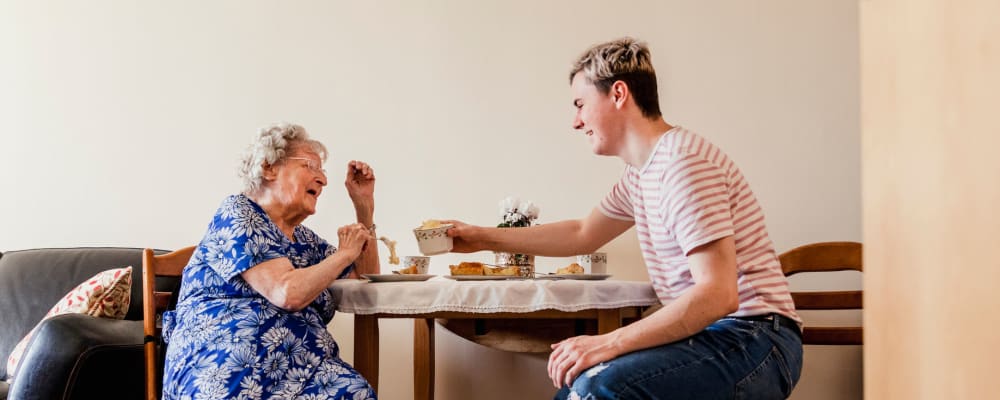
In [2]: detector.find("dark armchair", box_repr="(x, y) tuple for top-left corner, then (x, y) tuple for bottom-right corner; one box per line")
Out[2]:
(0, 247), (177, 400)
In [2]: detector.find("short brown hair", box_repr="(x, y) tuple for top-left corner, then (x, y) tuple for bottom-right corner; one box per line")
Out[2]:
(569, 37), (662, 118)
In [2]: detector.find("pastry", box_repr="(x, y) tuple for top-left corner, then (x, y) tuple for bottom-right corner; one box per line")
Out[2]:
(449, 262), (485, 275)
(397, 265), (419, 274)
(556, 263), (585, 275)
(484, 265), (520, 276)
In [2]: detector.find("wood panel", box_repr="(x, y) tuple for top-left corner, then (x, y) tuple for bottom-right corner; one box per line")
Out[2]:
(861, 0), (1000, 398)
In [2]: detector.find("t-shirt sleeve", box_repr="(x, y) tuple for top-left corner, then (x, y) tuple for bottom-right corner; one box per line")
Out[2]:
(203, 195), (286, 281)
(599, 169), (636, 221)
(662, 154), (735, 255)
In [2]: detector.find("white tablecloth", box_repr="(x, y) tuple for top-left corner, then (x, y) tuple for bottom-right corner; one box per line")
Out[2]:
(329, 277), (660, 315)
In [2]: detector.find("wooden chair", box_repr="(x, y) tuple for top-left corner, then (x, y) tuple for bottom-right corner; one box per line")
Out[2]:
(779, 241), (863, 345)
(142, 246), (195, 400)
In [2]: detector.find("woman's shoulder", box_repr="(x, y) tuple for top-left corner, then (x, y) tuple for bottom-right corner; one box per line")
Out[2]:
(215, 193), (265, 219)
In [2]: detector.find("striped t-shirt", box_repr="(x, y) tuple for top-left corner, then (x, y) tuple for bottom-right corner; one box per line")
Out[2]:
(600, 126), (800, 323)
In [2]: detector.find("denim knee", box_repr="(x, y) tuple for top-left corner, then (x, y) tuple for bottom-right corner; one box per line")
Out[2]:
(555, 363), (626, 400)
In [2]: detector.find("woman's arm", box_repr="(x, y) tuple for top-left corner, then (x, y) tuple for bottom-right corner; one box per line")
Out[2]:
(345, 160), (379, 276)
(241, 223), (370, 311)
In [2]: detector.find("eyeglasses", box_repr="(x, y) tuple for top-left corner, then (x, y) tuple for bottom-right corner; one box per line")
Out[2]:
(285, 157), (327, 175)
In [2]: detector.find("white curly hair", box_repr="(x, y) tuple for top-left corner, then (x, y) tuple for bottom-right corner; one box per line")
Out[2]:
(238, 122), (328, 193)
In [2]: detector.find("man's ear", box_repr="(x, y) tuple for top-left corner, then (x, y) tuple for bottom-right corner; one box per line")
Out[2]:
(611, 80), (629, 109)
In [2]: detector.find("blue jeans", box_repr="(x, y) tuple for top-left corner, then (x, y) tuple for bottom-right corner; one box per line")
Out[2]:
(554, 316), (803, 400)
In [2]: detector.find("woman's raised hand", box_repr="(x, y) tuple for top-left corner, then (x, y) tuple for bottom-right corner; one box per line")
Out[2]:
(345, 160), (375, 203)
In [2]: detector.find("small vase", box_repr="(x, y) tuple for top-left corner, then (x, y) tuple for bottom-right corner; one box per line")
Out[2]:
(494, 251), (535, 277)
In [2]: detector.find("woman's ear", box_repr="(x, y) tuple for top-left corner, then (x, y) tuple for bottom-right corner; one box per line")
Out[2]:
(261, 162), (278, 181)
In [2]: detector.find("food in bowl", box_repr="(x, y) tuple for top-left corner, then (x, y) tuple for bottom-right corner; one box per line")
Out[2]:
(413, 222), (454, 255)
(449, 262), (485, 275)
(556, 263), (585, 275)
(419, 220), (445, 229)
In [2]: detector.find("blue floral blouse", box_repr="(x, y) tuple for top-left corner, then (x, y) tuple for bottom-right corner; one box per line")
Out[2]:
(161, 194), (375, 400)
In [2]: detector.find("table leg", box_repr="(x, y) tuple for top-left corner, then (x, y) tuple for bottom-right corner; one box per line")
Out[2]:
(354, 314), (379, 392)
(414, 318), (435, 400)
(597, 308), (623, 334)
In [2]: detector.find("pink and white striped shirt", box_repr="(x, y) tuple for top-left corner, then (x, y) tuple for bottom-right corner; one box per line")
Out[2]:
(600, 126), (800, 323)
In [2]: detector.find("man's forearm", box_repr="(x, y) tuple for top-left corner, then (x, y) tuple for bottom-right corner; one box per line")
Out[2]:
(479, 219), (596, 257)
(610, 282), (737, 354)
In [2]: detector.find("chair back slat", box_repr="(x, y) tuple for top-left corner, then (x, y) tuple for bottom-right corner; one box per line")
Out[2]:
(791, 291), (863, 310)
(142, 246), (195, 400)
(780, 241), (863, 346)
(780, 241), (862, 276)
(802, 327), (863, 345)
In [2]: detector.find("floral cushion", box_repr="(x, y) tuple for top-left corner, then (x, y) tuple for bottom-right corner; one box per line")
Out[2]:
(5, 266), (132, 381)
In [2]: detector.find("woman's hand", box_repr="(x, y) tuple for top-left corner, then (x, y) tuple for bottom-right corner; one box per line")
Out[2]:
(547, 333), (623, 389)
(337, 223), (373, 260)
(441, 220), (486, 253)
(345, 160), (375, 206)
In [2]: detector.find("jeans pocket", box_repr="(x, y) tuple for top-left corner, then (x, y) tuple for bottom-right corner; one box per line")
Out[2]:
(735, 346), (793, 400)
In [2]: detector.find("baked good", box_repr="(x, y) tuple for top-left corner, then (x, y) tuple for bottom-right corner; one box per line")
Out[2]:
(556, 263), (585, 275)
(449, 262), (485, 275)
(397, 265), (419, 274)
(484, 265), (520, 276)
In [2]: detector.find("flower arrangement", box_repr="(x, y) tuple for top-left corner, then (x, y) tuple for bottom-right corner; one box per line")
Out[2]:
(497, 196), (540, 228)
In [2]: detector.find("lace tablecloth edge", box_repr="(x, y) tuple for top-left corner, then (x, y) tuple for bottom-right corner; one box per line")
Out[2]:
(335, 299), (661, 315)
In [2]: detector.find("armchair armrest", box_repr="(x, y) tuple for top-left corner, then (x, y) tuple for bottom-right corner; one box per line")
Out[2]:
(8, 314), (145, 400)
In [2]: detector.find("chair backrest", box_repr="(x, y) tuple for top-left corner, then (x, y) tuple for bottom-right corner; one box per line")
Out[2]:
(142, 246), (195, 400)
(779, 241), (863, 345)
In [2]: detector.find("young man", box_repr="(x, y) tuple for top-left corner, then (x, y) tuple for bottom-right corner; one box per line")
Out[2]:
(445, 37), (803, 399)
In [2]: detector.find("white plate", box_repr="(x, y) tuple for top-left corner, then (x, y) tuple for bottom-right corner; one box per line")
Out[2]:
(443, 275), (528, 281)
(363, 274), (435, 282)
(534, 274), (612, 281)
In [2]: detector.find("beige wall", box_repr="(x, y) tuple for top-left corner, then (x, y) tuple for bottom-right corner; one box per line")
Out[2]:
(862, 0), (1000, 398)
(0, 1), (860, 399)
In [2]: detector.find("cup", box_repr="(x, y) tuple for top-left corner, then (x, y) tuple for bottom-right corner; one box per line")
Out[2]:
(576, 252), (607, 274)
(413, 224), (454, 255)
(401, 256), (430, 274)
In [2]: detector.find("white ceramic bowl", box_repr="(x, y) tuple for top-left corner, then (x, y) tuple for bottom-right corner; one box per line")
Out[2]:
(413, 224), (454, 255)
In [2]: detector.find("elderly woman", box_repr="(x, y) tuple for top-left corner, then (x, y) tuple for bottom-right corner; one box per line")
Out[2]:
(161, 123), (379, 399)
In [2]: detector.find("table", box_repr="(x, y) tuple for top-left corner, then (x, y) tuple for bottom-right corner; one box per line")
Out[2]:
(329, 277), (659, 400)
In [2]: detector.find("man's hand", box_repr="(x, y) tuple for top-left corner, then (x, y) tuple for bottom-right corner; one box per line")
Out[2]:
(442, 220), (486, 253)
(547, 333), (623, 388)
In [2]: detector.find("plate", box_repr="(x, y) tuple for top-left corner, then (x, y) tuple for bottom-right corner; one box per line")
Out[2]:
(534, 274), (612, 281)
(362, 274), (435, 282)
(443, 275), (528, 281)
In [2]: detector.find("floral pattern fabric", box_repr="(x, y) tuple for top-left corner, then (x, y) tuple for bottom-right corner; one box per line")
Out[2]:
(6, 266), (132, 381)
(162, 194), (374, 400)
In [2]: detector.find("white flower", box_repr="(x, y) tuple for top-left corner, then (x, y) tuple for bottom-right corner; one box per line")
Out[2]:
(523, 203), (540, 220)
(498, 195), (541, 227)
(515, 200), (531, 215)
(499, 196), (521, 217)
